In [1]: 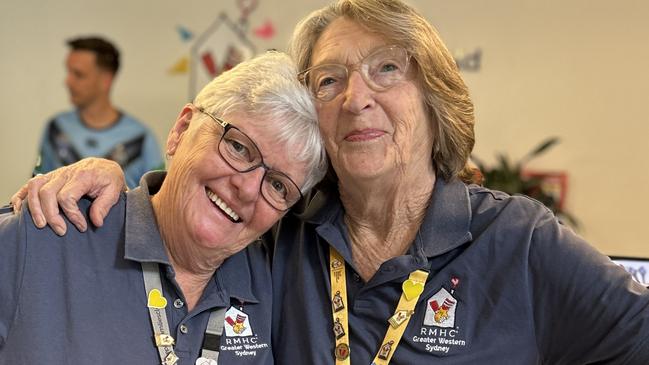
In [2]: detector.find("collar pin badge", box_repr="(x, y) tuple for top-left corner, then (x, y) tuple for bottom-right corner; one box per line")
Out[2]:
(196, 357), (218, 365)
(155, 334), (175, 347)
(335, 343), (350, 360)
(148, 289), (168, 309)
(402, 278), (424, 301)
(164, 352), (179, 365)
(388, 309), (414, 328)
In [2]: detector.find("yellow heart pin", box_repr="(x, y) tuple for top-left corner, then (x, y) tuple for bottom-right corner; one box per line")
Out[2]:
(147, 289), (168, 309)
(402, 279), (424, 301)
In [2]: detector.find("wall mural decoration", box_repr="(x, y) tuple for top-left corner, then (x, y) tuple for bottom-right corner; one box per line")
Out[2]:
(453, 48), (482, 72)
(189, 12), (257, 98)
(167, 0), (277, 99)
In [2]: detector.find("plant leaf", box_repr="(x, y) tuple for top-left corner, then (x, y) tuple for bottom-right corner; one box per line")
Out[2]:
(520, 137), (560, 165)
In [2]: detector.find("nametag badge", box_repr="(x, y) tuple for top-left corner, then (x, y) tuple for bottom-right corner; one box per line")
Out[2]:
(196, 357), (218, 365)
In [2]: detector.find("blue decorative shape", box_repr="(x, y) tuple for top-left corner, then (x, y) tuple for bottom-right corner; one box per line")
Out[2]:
(177, 25), (194, 42)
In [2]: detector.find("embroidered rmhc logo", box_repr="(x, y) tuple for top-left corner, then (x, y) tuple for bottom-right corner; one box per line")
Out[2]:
(224, 306), (254, 337)
(423, 287), (457, 328)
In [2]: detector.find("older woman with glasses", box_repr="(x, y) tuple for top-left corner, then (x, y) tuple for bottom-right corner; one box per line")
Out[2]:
(11, 0), (649, 364)
(0, 51), (326, 364)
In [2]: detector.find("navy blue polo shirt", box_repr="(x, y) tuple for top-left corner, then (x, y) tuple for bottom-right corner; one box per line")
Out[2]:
(0, 171), (273, 364)
(271, 177), (649, 364)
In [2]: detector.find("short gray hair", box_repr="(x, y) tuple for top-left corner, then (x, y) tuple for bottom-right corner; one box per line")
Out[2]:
(193, 51), (327, 193)
(289, 0), (476, 183)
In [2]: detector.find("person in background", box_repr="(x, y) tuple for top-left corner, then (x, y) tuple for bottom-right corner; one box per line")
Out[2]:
(1, 51), (326, 364)
(12, 0), (649, 363)
(34, 36), (163, 188)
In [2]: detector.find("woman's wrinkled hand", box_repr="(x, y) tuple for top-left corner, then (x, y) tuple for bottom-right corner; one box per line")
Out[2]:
(10, 158), (127, 236)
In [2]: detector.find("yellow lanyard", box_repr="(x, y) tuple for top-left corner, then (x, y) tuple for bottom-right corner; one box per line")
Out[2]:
(329, 246), (429, 365)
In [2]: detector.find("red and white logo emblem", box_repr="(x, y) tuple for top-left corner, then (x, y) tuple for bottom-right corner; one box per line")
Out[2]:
(224, 306), (253, 337)
(424, 287), (457, 328)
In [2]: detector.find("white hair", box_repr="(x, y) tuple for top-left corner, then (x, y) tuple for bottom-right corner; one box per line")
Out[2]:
(193, 51), (328, 193)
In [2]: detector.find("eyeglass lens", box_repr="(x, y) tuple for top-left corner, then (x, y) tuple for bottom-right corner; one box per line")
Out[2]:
(219, 126), (301, 210)
(303, 46), (409, 101)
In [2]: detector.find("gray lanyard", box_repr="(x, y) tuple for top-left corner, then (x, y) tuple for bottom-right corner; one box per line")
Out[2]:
(142, 262), (227, 365)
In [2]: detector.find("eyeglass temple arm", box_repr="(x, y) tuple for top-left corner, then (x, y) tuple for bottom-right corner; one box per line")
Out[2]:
(196, 105), (228, 128)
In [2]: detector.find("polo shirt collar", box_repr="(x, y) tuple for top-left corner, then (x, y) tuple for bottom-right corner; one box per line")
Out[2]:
(298, 176), (473, 259)
(217, 248), (260, 304)
(417, 177), (473, 257)
(124, 171), (169, 265)
(124, 171), (259, 304)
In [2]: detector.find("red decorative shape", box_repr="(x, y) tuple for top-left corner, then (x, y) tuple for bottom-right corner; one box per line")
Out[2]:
(225, 316), (236, 326)
(202, 52), (218, 77)
(430, 300), (440, 311)
(441, 298), (456, 310)
(254, 20), (275, 39)
(451, 276), (460, 289)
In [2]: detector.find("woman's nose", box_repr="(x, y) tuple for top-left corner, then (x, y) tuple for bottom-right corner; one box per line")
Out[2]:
(231, 167), (265, 203)
(341, 70), (375, 114)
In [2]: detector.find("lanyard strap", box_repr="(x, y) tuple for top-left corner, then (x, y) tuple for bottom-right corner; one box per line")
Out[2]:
(199, 307), (227, 363)
(329, 247), (429, 365)
(142, 262), (227, 365)
(142, 262), (179, 365)
(372, 269), (428, 365)
(329, 247), (351, 364)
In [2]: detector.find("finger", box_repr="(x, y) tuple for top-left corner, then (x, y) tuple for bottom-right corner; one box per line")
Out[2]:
(56, 177), (90, 232)
(10, 184), (28, 213)
(38, 176), (69, 236)
(88, 181), (124, 227)
(81, 159), (125, 227)
(25, 175), (50, 228)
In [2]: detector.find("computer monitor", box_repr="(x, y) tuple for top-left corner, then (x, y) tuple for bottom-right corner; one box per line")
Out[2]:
(610, 256), (649, 287)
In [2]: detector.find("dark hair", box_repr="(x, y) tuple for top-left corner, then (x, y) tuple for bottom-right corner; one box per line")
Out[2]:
(67, 37), (120, 74)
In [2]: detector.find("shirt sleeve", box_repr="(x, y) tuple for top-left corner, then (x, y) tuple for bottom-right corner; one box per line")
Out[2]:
(0, 209), (28, 347)
(33, 119), (57, 176)
(123, 128), (163, 189)
(528, 211), (649, 364)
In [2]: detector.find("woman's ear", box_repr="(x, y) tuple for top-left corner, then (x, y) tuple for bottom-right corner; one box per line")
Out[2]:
(166, 104), (194, 157)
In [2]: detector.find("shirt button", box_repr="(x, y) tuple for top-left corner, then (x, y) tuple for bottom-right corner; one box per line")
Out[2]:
(180, 324), (188, 334)
(173, 299), (184, 308)
(353, 273), (361, 282)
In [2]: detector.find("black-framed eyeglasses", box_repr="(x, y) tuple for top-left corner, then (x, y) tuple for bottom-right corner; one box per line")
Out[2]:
(298, 45), (410, 102)
(195, 106), (303, 211)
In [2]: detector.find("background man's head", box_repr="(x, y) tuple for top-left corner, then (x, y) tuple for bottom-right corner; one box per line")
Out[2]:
(65, 37), (120, 109)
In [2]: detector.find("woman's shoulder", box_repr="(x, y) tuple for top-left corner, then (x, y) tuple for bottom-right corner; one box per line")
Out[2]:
(467, 184), (556, 233)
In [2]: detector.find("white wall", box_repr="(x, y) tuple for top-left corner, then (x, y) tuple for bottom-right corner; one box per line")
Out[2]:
(1, 0), (647, 256)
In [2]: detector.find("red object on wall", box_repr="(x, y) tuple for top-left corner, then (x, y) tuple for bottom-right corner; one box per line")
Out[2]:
(521, 170), (568, 210)
(201, 52), (218, 77)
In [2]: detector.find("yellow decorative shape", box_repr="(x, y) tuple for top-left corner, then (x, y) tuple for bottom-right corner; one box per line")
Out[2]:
(402, 279), (424, 301)
(169, 56), (189, 74)
(148, 289), (168, 309)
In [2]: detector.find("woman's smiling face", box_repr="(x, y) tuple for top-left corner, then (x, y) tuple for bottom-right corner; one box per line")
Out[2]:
(310, 17), (435, 184)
